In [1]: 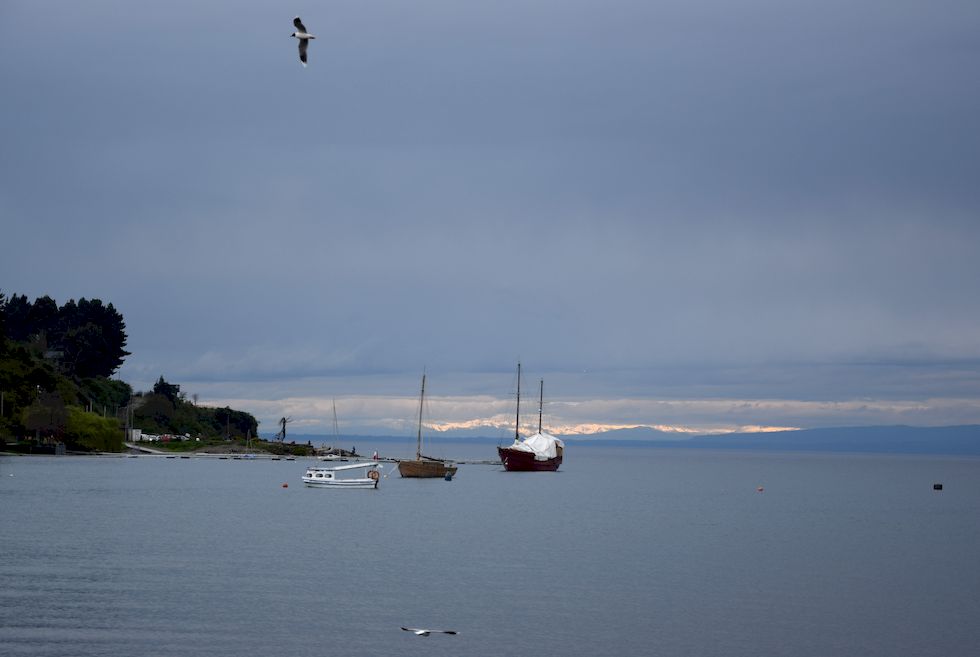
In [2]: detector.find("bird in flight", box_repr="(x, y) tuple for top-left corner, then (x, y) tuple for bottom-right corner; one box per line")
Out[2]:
(401, 627), (458, 637)
(290, 17), (316, 67)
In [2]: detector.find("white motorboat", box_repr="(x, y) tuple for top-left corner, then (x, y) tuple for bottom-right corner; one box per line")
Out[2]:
(302, 462), (383, 489)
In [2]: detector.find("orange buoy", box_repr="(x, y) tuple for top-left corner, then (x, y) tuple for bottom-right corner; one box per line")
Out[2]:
(282, 483), (289, 488)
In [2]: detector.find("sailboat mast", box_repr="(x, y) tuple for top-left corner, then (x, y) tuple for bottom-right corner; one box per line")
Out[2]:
(537, 379), (543, 434)
(416, 374), (426, 460)
(515, 362), (521, 442)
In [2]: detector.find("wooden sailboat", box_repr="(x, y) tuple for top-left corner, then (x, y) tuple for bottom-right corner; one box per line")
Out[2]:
(397, 374), (458, 479)
(497, 363), (563, 471)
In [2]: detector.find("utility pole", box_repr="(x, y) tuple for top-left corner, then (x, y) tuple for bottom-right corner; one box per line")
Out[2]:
(123, 400), (133, 444)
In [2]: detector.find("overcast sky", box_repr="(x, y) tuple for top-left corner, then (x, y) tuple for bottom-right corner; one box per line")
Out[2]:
(2, 1), (979, 437)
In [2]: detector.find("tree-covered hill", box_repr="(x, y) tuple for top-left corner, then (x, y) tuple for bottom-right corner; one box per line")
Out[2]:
(134, 376), (257, 439)
(1, 291), (257, 452)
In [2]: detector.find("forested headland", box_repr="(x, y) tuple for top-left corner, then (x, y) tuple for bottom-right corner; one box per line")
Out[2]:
(0, 291), (258, 453)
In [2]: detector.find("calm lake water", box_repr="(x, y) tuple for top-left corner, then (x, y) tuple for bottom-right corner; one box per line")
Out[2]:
(2, 446), (979, 657)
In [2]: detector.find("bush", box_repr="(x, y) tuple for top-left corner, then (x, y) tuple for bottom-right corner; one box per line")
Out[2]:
(66, 406), (123, 452)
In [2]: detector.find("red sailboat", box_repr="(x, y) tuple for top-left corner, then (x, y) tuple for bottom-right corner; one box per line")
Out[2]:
(497, 363), (563, 472)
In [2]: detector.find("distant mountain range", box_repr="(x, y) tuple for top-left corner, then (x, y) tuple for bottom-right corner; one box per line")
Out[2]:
(572, 426), (696, 441)
(677, 424), (980, 455)
(272, 424), (980, 456)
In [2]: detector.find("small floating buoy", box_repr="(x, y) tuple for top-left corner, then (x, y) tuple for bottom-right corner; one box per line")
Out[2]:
(282, 483), (289, 488)
(756, 486), (764, 493)
(933, 483), (943, 491)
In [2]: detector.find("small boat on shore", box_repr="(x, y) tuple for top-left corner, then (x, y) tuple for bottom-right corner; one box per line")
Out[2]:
(302, 462), (383, 489)
(317, 401), (354, 462)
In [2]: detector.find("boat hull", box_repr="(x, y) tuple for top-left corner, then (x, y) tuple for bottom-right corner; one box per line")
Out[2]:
(497, 446), (562, 472)
(302, 477), (378, 489)
(398, 459), (458, 478)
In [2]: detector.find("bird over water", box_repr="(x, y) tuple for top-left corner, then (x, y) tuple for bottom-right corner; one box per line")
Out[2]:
(401, 627), (458, 637)
(290, 16), (315, 67)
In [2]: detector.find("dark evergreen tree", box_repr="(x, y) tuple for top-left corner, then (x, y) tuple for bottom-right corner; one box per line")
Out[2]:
(0, 291), (7, 351)
(3, 294), (32, 342)
(153, 376), (181, 404)
(55, 297), (130, 378)
(28, 295), (59, 342)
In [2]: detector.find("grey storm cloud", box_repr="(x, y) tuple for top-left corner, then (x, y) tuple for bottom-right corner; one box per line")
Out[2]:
(2, 0), (979, 432)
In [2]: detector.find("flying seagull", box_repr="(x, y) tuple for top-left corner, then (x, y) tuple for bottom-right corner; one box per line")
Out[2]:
(290, 16), (316, 67)
(401, 627), (458, 637)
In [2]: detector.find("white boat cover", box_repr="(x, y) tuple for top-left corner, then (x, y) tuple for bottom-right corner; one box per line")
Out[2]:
(506, 432), (564, 460)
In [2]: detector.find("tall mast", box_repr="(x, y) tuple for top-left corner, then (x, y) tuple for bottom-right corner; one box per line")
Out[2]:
(515, 362), (521, 442)
(416, 373), (426, 460)
(537, 379), (544, 434)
